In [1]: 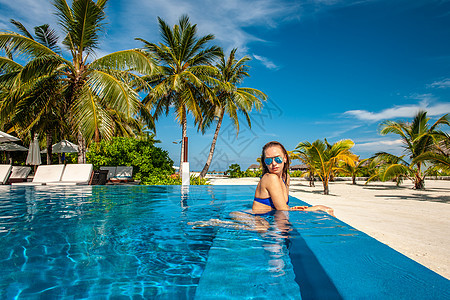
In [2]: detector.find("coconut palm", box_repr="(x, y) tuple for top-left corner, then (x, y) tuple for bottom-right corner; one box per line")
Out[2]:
(137, 15), (222, 172)
(413, 132), (450, 173)
(0, 21), (67, 164)
(0, 0), (156, 163)
(198, 49), (266, 178)
(289, 149), (316, 186)
(339, 158), (369, 184)
(295, 139), (357, 195)
(373, 111), (449, 189)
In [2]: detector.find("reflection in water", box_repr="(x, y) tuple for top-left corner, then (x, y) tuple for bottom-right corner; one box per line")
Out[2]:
(189, 209), (295, 279)
(181, 185), (189, 208)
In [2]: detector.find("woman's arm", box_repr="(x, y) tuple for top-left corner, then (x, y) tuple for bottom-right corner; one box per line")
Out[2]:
(291, 205), (335, 217)
(263, 174), (290, 210)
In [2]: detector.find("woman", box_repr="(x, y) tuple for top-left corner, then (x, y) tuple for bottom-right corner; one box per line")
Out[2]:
(253, 141), (334, 216)
(189, 141), (334, 231)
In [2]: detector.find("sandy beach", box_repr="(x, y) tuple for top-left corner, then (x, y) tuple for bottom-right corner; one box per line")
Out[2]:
(208, 177), (450, 279)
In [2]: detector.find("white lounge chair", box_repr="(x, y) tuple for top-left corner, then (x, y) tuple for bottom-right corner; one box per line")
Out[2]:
(47, 164), (93, 185)
(100, 166), (117, 180)
(12, 165), (65, 186)
(110, 166), (133, 182)
(8, 166), (32, 183)
(0, 164), (12, 185)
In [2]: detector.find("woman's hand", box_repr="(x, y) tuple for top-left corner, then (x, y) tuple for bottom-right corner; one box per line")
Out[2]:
(290, 206), (308, 211)
(291, 205), (335, 217)
(311, 205), (335, 217)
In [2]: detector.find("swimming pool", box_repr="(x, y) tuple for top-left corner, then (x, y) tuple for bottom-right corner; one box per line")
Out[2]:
(0, 185), (448, 299)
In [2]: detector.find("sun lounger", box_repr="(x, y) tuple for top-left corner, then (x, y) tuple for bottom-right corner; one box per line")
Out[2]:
(12, 165), (65, 186)
(100, 166), (117, 180)
(47, 164), (93, 185)
(8, 166), (32, 183)
(110, 166), (133, 182)
(0, 164), (12, 185)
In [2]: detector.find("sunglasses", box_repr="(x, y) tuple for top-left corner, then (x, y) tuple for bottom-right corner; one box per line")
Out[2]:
(264, 156), (283, 165)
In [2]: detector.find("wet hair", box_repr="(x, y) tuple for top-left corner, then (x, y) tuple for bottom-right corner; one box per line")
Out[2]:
(261, 141), (290, 181)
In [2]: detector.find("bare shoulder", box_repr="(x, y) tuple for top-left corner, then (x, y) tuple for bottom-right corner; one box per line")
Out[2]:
(261, 173), (278, 184)
(260, 173), (283, 191)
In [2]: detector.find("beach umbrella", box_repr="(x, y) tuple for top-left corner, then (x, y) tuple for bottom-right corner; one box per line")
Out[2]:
(0, 130), (20, 143)
(41, 140), (79, 154)
(26, 134), (41, 167)
(0, 142), (28, 164)
(0, 143), (28, 152)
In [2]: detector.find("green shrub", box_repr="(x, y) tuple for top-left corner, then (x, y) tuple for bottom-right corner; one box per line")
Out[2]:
(87, 136), (174, 183)
(140, 173), (209, 185)
(290, 170), (304, 177)
(243, 169), (262, 177)
(226, 163), (244, 178)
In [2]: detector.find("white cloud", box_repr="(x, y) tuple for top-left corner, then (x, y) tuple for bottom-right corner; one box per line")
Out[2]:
(0, 0), (55, 30)
(428, 78), (450, 89)
(252, 54), (279, 70)
(1, 0), (376, 65)
(343, 98), (450, 122)
(353, 139), (404, 154)
(102, 0), (302, 54)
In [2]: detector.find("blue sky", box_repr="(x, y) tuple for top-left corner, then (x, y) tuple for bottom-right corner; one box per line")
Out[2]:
(1, 0), (450, 171)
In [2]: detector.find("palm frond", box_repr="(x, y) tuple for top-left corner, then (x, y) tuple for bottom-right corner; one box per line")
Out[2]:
(10, 19), (33, 39)
(90, 49), (156, 75)
(0, 32), (56, 59)
(87, 69), (140, 118)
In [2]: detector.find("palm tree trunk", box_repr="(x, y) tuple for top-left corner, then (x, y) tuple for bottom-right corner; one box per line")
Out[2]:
(352, 174), (356, 185)
(199, 110), (224, 178)
(323, 176), (329, 195)
(94, 127), (100, 143)
(414, 174), (425, 189)
(414, 164), (425, 189)
(179, 107), (187, 175)
(46, 131), (53, 165)
(309, 170), (315, 187)
(77, 131), (86, 164)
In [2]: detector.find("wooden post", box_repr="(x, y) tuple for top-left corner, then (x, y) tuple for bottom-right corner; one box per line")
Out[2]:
(183, 137), (188, 162)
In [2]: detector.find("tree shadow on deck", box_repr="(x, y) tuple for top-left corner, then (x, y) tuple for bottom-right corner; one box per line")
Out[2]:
(373, 193), (450, 204)
(289, 184), (339, 197)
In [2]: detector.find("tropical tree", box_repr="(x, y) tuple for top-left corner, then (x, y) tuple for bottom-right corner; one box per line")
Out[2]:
(339, 158), (369, 184)
(137, 15), (222, 172)
(0, 21), (65, 164)
(413, 132), (450, 174)
(295, 139), (358, 194)
(289, 149), (318, 186)
(371, 111), (449, 189)
(0, 0), (156, 163)
(198, 49), (266, 178)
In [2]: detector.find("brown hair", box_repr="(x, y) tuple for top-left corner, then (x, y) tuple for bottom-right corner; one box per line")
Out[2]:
(261, 141), (290, 181)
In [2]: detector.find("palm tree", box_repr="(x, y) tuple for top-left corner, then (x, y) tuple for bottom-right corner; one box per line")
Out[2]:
(198, 49), (266, 178)
(0, 0), (156, 163)
(413, 133), (450, 174)
(289, 149), (316, 186)
(373, 111), (449, 189)
(0, 21), (66, 164)
(339, 158), (369, 184)
(295, 139), (357, 195)
(137, 15), (222, 172)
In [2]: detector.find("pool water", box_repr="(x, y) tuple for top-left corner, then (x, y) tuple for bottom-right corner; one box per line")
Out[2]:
(0, 185), (448, 299)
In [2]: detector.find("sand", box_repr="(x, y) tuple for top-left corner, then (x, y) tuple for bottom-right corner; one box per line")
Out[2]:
(207, 177), (450, 279)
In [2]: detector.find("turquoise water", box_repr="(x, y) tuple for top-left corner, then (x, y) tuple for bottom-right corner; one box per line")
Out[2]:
(0, 185), (448, 299)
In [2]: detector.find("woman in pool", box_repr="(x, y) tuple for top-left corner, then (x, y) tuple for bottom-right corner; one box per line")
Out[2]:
(253, 141), (334, 216)
(189, 141), (334, 231)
